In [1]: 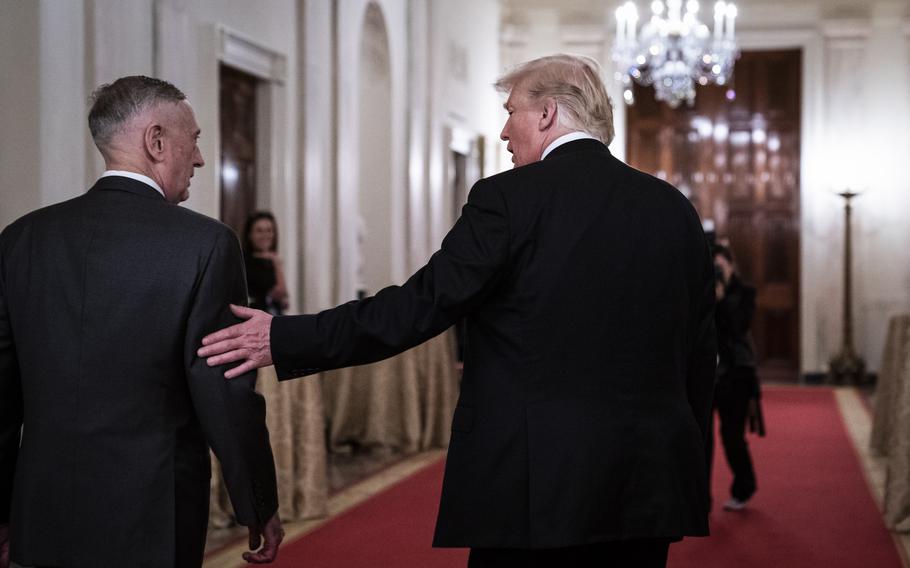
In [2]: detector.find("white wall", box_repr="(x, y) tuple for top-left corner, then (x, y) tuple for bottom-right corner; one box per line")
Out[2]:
(428, 0), (502, 249)
(0, 0), (42, 229)
(334, 0), (408, 302)
(358, 4), (394, 295)
(300, 0), (336, 312)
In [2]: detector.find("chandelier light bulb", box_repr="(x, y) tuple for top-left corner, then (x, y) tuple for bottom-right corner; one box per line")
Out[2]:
(611, 0), (739, 107)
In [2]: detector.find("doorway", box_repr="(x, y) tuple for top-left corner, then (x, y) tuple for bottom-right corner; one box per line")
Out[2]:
(625, 49), (802, 382)
(219, 64), (259, 239)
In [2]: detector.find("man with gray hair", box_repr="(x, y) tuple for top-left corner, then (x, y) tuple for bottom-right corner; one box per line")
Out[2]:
(0, 76), (283, 567)
(200, 54), (715, 567)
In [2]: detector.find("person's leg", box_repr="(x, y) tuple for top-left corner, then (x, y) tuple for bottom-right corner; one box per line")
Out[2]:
(717, 371), (757, 502)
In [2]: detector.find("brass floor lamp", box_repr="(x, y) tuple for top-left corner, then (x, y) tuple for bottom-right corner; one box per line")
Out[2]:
(828, 190), (867, 384)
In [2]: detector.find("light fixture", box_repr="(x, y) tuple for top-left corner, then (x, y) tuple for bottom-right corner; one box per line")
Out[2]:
(611, 0), (740, 107)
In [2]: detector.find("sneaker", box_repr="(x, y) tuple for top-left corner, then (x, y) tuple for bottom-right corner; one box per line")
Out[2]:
(722, 498), (748, 511)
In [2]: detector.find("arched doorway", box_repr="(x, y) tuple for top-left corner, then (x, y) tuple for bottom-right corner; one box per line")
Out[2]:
(355, 3), (393, 298)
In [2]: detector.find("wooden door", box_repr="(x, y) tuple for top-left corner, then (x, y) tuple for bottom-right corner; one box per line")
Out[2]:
(219, 64), (258, 238)
(626, 49), (802, 382)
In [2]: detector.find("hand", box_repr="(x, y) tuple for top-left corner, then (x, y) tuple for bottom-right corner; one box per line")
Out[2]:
(1, 523), (9, 568)
(243, 513), (284, 564)
(198, 304), (274, 378)
(715, 281), (725, 301)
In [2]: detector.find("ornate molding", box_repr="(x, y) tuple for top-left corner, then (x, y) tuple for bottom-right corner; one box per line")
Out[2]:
(217, 25), (286, 83)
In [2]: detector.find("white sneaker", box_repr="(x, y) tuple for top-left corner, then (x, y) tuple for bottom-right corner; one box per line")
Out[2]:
(722, 498), (748, 511)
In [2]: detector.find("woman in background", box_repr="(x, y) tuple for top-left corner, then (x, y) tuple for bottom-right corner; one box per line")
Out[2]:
(711, 243), (763, 511)
(243, 211), (289, 315)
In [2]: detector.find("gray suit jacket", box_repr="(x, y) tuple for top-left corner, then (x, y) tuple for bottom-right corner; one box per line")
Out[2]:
(0, 176), (278, 568)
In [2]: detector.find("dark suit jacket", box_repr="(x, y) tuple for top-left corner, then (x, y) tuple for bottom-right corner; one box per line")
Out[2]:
(0, 176), (278, 567)
(271, 139), (716, 548)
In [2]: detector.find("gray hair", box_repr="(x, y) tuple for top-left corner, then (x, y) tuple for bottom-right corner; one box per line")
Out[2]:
(88, 76), (186, 151)
(494, 54), (614, 145)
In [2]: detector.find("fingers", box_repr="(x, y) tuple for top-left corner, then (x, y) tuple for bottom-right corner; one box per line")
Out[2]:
(201, 345), (247, 366)
(200, 322), (244, 349)
(225, 360), (258, 379)
(249, 526), (262, 552)
(242, 533), (282, 564)
(230, 303), (259, 320)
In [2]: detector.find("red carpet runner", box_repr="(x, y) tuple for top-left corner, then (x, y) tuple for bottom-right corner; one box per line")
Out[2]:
(261, 388), (904, 567)
(670, 387), (904, 567)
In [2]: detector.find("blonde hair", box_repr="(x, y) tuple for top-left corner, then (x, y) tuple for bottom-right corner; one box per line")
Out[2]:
(494, 54), (614, 145)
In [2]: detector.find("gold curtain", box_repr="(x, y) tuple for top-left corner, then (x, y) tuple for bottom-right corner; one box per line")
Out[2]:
(872, 314), (910, 532)
(208, 329), (459, 527)
(321, 330), (459, 453)
(210, 366), (329, 526)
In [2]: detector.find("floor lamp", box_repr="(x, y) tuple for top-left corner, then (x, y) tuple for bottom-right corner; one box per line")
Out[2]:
(828, 190), (867, 384)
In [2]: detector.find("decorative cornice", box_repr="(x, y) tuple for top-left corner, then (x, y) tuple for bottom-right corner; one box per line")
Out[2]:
(821, 19), (869, 40)
(217, 25), (287, 84)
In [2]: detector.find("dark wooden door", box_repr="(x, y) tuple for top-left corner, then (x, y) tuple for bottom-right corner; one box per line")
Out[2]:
(626, 49), (802, 381)
(219, 64), (258, 238)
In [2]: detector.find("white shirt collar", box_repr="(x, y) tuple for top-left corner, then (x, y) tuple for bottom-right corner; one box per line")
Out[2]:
(101, 170), (165, 199)
(540, 131), (599, 161)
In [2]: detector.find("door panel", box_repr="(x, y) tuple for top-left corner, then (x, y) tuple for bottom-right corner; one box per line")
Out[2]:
(626, 49), (802, 381)
(219, 64), (258, 238)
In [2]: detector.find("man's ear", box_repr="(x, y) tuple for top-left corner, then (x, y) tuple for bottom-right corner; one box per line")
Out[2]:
(144, 123), (165, 162)
(538, 98), (558, 131)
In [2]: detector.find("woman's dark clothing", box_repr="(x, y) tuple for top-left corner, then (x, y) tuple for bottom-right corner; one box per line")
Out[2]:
(245, 255), (283, 315)
(711, 274), (759, 502)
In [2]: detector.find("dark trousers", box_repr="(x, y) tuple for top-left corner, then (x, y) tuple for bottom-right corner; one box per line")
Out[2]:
(468, 539), (671, 567)
(709, 368), (758, 502)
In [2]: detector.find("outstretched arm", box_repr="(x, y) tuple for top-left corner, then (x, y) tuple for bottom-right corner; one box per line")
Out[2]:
(200, 177), (510, 380)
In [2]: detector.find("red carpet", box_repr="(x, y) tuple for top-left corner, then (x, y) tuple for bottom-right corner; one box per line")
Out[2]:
(262, 387), (904, 567)
(670, 387), (904, 567)
(264, 459), (467, 567)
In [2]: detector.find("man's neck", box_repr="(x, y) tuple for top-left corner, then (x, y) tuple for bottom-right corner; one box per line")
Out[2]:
(540, 130), (597, 161)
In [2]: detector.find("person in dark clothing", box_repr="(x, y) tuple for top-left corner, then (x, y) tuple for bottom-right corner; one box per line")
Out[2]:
(710, 243), (762, 511)
(0, 76), (282, 568)
(199, 54), (717, 567)
(243, 211), (289, 315)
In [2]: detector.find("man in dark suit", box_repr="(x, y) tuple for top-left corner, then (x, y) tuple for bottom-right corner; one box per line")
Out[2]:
(0, 76), (283, 568)
(200, 54), (716, 567)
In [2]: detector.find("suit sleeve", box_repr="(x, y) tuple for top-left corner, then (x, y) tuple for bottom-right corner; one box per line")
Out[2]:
(687, 232), (717, 444)
(0, 232), (23, 524)
(272, 177), (510, 379)
(184, 227), (278, 526)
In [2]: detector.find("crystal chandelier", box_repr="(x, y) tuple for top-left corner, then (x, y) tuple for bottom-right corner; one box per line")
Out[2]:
(611, 0), (739, 107)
